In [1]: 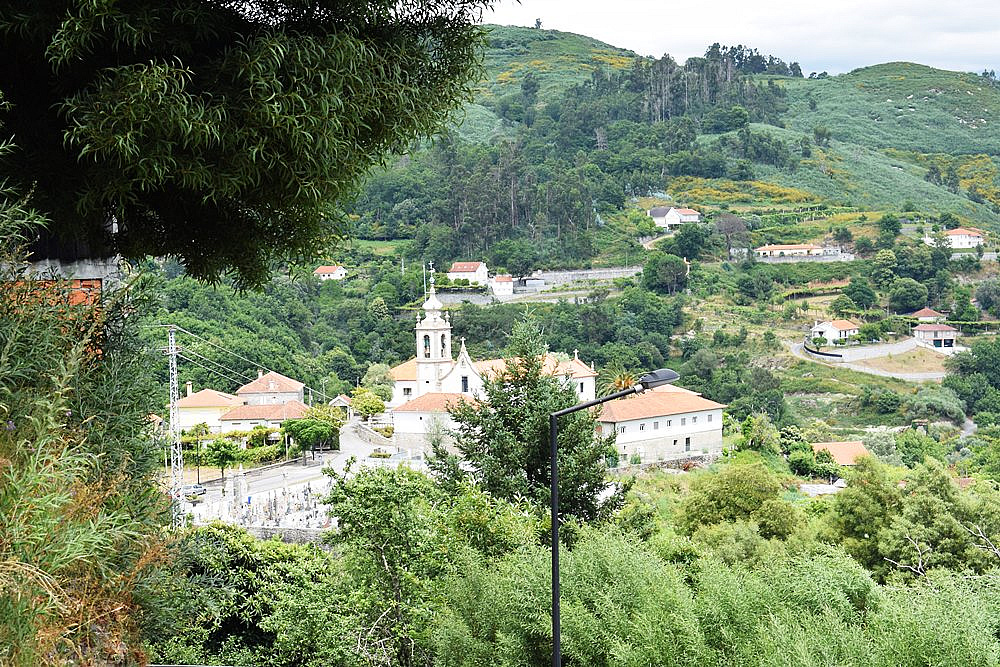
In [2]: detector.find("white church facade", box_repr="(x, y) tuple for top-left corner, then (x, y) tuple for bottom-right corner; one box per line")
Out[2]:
(388, 281), (596, 449)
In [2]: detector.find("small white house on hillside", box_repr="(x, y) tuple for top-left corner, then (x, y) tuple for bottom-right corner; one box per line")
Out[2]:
(909, 307), (945, 323)
(648, 206), (701, 229)
(447, 261), (489, 285)
(597, 385), (725, 463)
(913, 323), (959, 349)
(314, 264), (347, 280)
(756, 243), (823, 257)
(490, 274), (514, 296)
(924, 227), (984, 249)
(811, 319), (860, 344)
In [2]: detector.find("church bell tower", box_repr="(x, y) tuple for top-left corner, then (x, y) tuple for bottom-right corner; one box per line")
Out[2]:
(414, 264), (452, 395)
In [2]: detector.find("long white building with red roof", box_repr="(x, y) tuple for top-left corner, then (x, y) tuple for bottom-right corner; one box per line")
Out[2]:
(924, 227), (985, 249)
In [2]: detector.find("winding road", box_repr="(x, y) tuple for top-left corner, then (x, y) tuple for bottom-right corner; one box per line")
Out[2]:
(787, 340), (947, 381)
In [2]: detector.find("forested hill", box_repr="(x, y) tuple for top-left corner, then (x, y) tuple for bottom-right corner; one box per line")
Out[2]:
(348, 26), (1000, 271)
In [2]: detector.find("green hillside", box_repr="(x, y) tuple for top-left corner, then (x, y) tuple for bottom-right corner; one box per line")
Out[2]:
(479, 25), (637, 101)
(780, 63), (1000, 154)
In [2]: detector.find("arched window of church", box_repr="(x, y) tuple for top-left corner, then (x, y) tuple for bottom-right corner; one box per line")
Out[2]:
(423, 335), (431, 358)
(441, 334), (447, 356)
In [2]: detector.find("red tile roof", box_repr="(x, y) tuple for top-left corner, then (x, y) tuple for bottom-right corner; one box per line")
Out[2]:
(221, 400), (309, 421)
(390, 358), (418, 381)
(826, 319), (859, 331)
(910, 307), (944, 318)
(944, 227), (983, 237)
(914, 323), (958, 332)
(598, 389), (725, 422)
(812, 441), (870, 466)
(393, 392), (471, 413)
(236, 371), (304, 395)
(493, 275), (513, 282)
(449, 261), (484, 273)
(177, 388), (240, 409)
(313, 265), (344, 274)
(675, 208), (700, 215)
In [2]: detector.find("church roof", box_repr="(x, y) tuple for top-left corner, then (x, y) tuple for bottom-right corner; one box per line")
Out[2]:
(393, 392), (471, 413)
(475, 353), (597, 379)
(390, 358), (418, 381)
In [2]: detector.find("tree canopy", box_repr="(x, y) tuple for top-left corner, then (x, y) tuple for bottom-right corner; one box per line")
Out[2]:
(1, 0), (495, 287)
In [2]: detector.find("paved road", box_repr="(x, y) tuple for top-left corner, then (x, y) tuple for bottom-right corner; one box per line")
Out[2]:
(787, 341), (946, 381)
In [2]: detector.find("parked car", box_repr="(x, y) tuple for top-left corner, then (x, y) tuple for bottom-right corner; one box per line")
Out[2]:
(180, 483), (207, 497)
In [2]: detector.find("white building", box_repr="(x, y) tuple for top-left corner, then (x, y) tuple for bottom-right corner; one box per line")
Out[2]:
(313, 264), (347, 280)
(597, 385), (725, 463)
(392, 393), (466, 450)
(811, 319), (860, 344)
(176, 384), (241, 433)
(447, 261), (489, 285)
(219, 400), (309, 432)
(756, 243), (823, 258)
(924, 227), (984, 249)
(490, 274), (514, 296)
(909, 307), (945, 323)
(648, 206), (701, 230)
(387, 281), (597, 449)
(236, 370), (305, 406)
(913, 323), (959, 349)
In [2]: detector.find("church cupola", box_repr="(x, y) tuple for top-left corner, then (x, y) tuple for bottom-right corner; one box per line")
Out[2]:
(414, 265), (453, 392)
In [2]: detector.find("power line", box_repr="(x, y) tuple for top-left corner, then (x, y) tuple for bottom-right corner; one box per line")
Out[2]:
(177, 353), (248, 388)
(181, 347), (257, 384)
(172, 324), (273, 375)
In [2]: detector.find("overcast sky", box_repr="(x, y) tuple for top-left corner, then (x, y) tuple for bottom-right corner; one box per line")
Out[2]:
(484, 0), (1000, 75)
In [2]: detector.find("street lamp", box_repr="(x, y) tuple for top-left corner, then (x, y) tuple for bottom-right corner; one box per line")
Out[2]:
(548, 367), (679, 667)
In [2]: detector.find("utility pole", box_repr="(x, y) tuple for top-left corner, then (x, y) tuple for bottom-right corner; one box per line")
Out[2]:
(167, 326), (184, 527)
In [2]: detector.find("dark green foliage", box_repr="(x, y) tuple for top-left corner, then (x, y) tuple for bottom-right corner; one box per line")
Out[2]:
(678, 463), (787, 535)
(2, 1), (495, 287)
(642, 251), (688, 293)
(437, 319), (624, 523)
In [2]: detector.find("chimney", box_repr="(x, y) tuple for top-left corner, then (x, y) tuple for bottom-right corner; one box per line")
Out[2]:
(185, 381), (193, 397)
(258, 369), (264, 378)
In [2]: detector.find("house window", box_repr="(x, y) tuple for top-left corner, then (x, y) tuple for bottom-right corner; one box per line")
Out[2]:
(403, 388), (412, 397)
(618, 426), (626, 434)
(579, 382), (584, 393)
(654, 421), (659, 430)
(461, 376), (469, 393)
(692, 416), (698, 424)
(707, 414), (713, 423)
(685, 437), (691, 452)
(666, 419), (672, 427)
(640, 423), (645, 431)
(423, 334), (431, 358)
(681, 417), (686, 426)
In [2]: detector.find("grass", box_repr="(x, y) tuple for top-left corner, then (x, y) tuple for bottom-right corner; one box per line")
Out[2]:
(854, 347), (948, 374)
(349, 239), (410, 256)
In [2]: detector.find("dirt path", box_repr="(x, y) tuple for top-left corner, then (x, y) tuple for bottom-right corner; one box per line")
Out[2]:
(787, 341), (946, 381)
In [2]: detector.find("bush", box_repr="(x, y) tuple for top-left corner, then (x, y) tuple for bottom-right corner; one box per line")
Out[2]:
(242, 444), (283, 465)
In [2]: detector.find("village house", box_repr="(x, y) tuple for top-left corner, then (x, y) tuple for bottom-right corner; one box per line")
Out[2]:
(812, 441), (871, 466)
(811, 319), (860, 344)
(447, 261), (489, 285)
(489, 274), (514, 296)
(313, 264), (347, 280)
(647, 206), (701, 230)
(219, 400), (309, 432)
(597, 385), (725, 463)
(755, 243), (823, 258)
(913, 323), (960, 349)
(176, 383), (241, 433)
(328, 394), (354, 420)
(236, 370), (305, 406)
(924, 227), (984, 249)
(909, 307), (945, 323)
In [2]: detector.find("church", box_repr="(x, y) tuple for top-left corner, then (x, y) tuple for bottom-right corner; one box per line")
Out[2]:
(388, 279), (597, 449)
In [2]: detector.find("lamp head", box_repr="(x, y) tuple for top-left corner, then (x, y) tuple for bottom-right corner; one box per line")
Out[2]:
(634, 368), (680, 393)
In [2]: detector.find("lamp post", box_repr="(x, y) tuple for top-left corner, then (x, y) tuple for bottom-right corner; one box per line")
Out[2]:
(548, 367), (680, 667)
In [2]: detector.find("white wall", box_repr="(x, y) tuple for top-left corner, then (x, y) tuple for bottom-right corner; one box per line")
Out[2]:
(600, 408), (724, 462)
(241, 390), (303, 406)
(177, 406), (232, 433)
